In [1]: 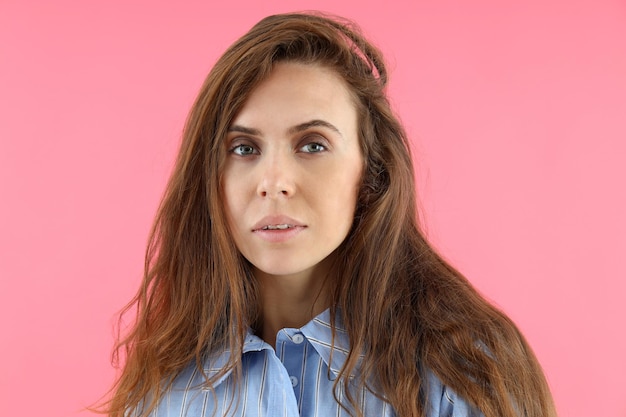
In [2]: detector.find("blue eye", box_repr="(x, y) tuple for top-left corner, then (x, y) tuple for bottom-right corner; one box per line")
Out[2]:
(231, 144), (257, 156)
(300, 142), (326, 153)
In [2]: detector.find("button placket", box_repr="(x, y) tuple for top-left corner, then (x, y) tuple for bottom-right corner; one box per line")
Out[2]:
(276, 329), (307, 403)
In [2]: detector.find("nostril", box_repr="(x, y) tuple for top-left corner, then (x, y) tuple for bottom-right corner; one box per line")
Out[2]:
(257, 183), (292, 198)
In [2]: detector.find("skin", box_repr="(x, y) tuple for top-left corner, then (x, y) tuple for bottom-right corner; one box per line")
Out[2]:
(222, 62), (363, 347)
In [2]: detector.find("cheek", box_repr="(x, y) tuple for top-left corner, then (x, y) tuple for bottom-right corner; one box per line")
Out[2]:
(222, 163), (243, 199)
(325, 161), (363, 214)
(221, 175), (244, 230)
(345, 157), (364, 196)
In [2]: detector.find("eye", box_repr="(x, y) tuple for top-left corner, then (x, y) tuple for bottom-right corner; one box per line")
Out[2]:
(299, 142), (327, 153)
(230, 143), (258, 156)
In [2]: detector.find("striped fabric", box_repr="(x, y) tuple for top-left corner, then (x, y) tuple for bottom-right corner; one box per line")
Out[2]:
(145, 310), (482, 417)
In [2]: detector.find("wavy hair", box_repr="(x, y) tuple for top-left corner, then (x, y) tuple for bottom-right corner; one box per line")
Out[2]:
(101, 12), (556, 417)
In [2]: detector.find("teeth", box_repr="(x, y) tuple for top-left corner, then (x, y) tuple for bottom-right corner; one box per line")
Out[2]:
(262, 224), (291, 230)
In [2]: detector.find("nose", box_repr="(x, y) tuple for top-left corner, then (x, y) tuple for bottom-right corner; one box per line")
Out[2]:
(256, 155), (296, 198)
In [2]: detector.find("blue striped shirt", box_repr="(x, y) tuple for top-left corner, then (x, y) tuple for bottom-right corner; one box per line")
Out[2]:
(146, 309), (482, 416)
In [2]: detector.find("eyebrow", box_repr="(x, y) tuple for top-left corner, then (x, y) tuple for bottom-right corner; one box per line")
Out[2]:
(227, 125), (262, 136)
(288, 120), (343, 137)
(228, 119), (343, 137)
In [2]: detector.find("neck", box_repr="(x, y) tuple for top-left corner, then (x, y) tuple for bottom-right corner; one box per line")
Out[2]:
(254, 261), (332, 348)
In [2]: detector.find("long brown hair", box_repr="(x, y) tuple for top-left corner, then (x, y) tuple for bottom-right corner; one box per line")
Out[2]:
(102, 12), (556, 417)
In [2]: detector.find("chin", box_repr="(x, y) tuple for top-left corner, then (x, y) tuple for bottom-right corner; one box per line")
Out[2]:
(254, 267), (306, 278)
(251, 260), (318, 279)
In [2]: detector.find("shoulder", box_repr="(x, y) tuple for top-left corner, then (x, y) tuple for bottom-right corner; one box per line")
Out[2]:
(422, 369), (484, 417)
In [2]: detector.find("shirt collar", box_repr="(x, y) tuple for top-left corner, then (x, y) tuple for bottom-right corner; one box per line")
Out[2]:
(297, 308), (360, 380)
(204, 309), (361, 386)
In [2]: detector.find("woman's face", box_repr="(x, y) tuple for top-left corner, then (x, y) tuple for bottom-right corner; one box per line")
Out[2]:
(222, 62), (363, 280)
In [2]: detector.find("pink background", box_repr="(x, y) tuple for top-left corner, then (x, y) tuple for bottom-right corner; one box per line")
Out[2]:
(1, 1), (625, 416)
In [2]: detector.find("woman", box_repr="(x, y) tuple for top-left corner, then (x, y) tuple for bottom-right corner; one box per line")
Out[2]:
(103, 12), (556, 417)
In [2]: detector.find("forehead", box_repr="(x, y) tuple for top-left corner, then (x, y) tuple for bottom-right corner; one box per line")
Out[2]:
(231, 62), (358, 128)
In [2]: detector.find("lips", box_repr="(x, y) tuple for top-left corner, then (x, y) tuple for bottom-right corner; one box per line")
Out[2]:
(252, 215), (306, 232)
(252, 215), (306, 243)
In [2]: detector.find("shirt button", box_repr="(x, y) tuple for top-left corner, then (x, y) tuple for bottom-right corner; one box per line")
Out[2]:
(292, 333), (305, 344)
(290, 376), (299, 387)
